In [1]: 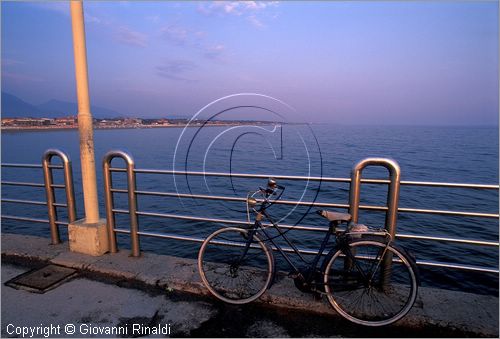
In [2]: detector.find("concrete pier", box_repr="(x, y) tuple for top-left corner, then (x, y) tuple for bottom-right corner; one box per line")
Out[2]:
(2, 233), (498, 337)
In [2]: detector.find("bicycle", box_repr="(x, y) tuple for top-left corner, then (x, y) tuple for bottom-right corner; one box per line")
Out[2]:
(198, 178), (419, 326)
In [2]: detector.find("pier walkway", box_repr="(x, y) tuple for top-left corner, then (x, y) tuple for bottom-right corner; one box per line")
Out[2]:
(1, 233), (498, 337)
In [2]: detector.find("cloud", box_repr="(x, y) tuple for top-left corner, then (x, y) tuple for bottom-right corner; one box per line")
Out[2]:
(29, 2), (110, 26)
(247, 15), (265, 29)
(243, 1), (275, 10)
(146, 15), (160, 24)
(198, 1), (279, 29)
(34, 2), (146, 48)
(28, 2), (144, 48)
(77, 11), (147, 48)
(203, 44), (226, 61)
(30, 2), (69, 16)
(115, 26), (148, 47)
(85, 13), (102, 24)
(160, 24), (189, 45)
(156, 60), (198, 82)
(158, 24), (226, 61)
(195, 30), (207, 39)
(218, 2), (240, 15)
(201, 1), (278, 16)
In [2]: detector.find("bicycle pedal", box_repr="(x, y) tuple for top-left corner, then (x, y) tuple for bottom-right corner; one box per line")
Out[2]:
(288, 272), (300, 279)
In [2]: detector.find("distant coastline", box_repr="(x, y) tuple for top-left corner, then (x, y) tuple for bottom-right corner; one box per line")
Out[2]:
(1, 121), (277, 133)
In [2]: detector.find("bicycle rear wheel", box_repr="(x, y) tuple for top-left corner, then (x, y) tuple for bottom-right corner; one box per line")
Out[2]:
(323, 240), (418, 326)
(198, 227), (274, 304)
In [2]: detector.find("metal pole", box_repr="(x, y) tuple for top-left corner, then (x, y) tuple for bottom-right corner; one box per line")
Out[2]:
(70, 1), (99, 223)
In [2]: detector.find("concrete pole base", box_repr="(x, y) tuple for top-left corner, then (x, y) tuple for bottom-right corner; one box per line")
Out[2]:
(68, 218), (109, 256)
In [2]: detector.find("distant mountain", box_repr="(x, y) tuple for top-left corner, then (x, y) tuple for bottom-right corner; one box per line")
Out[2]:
(1, 92), (43, 118)
(36, 99), (123, 119)
(1, 92), (123, 119)
(163, 114), (192, 119)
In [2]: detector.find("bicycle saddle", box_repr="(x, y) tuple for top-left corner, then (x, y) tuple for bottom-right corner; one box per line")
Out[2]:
(317, 210), (352, 222)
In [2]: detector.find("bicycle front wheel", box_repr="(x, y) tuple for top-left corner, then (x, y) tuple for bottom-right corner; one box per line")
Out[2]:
(323, 240), (418, 326)
(198, 227), (274, 304)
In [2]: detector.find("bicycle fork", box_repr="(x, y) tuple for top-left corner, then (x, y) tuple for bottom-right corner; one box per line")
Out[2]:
(231, 228), (258, 273)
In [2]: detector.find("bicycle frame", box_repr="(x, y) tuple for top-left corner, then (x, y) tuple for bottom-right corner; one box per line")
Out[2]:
(241, 201), (394, 285)
(240, 185), (395, 287)
(245, 206), (335, 283)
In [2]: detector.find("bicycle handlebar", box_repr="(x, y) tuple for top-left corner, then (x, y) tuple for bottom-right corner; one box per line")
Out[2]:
(249, 178), (285, 212)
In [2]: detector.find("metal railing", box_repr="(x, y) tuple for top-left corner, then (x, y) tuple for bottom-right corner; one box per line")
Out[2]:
(102, 150), (499, 274)
(1, 149), (77, 244)
(103, 150), (140, 256)
(1, 148), (498, 274)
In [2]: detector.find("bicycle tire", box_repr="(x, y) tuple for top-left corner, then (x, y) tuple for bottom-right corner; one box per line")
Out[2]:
(323, 239), (418, 326)
(198, 227), (274, 304)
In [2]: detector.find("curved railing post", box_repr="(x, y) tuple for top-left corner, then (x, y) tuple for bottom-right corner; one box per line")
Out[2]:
(349, 157), (401, 237)
(103, 150), (140, 257)
(42, 149), (77, 245)
(348, 157), (401, 286)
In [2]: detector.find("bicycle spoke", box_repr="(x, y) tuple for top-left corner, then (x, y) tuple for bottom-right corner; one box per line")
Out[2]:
(324, 240), (417, 326)
(366, 247), (385, 280)
(199, 228), (273, 304)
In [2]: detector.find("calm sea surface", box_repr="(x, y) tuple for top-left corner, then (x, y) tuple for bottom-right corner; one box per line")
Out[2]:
(1, 125), (498, 294)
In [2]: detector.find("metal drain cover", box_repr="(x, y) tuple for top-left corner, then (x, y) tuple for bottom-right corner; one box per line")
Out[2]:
(5, 265), (77, 293)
